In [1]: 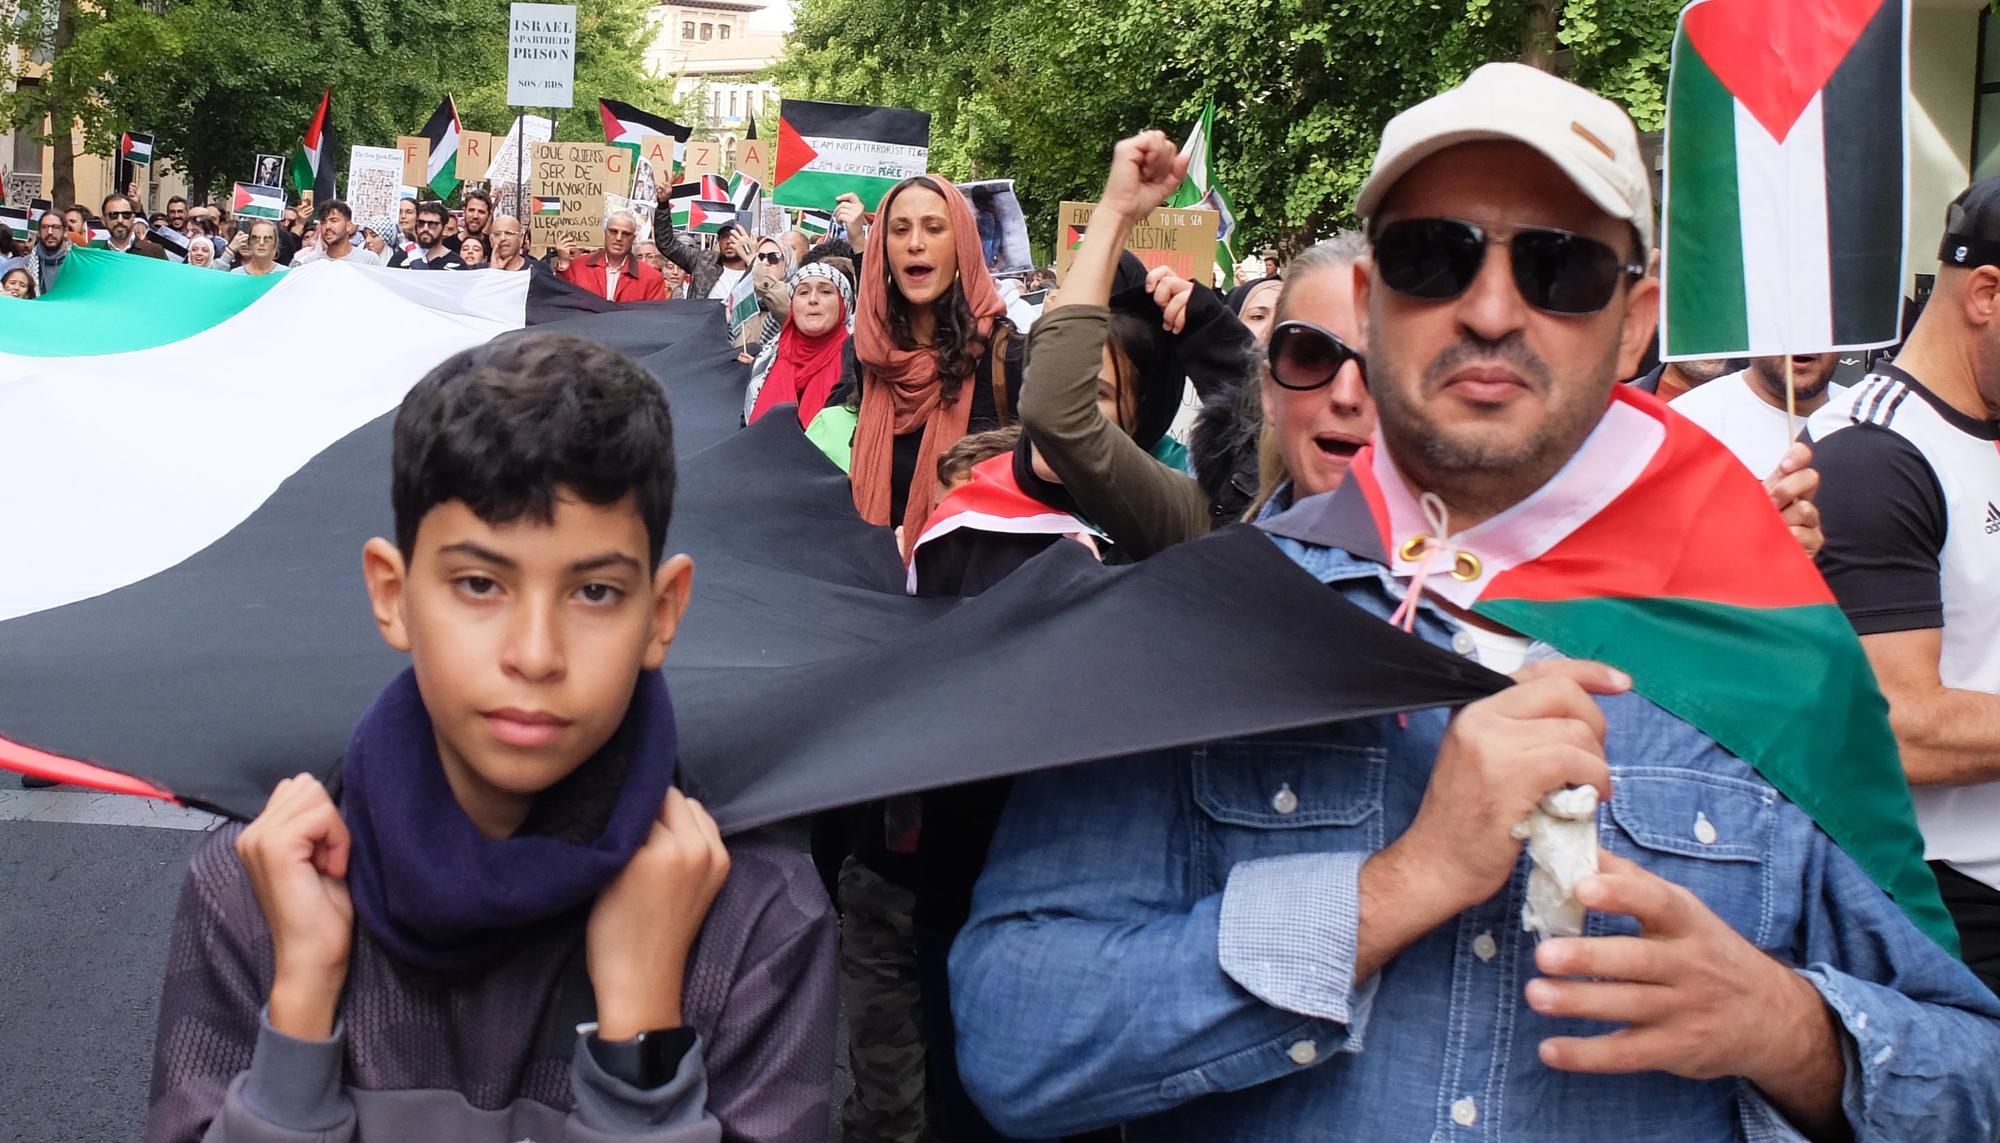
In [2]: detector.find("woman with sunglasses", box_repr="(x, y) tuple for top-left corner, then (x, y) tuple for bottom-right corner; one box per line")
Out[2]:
(743, 235), (797, 350)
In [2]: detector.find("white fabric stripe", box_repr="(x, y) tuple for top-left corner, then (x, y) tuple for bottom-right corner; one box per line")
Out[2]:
(0, 263), (529, 621)
(1734, 94), (1833, 355)
(1371, 400), (1667, 610)
(904, 509), (1096, 593)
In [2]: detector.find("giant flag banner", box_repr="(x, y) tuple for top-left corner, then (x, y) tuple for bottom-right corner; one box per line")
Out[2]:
(774, 100), (930, 211)
(1660, 0), (1907, 358)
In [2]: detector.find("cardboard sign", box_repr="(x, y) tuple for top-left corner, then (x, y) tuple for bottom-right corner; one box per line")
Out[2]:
(346, 145), (405, 240)
(396, 136), (431, 190)
(735, 135), (773, 189)
(251, 154), (286, 188)
(1053, 201), (1219, 287)
(490, 114), (554, 217)
(636, 134), (679, 178)
(507, 2), (576, 108)
(458, 131), (493, 181)
(530, 140), (624, 251)
(683, 138), (722, 184)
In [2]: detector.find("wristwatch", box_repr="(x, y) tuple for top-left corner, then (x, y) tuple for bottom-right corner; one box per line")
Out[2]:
(586, 1026), (698, 1090)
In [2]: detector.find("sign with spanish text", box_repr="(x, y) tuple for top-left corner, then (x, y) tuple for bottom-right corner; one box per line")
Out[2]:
(1053, 201), (1219, 287)
(507, 3), (576, 108)
(530, 140), (625, 251)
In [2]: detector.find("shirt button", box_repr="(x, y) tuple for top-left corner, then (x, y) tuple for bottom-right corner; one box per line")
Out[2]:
(1271, 783), (1299, 815)
(1287, 1039), (1317, 1066)
(1693, 811), (1718, 845)
(1451, 1097), (1478, 1126)
(1451, 631), (1476, 655)
(1472, 931), (1498, 962)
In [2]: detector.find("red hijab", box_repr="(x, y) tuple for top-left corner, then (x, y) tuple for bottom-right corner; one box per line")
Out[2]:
(850, 176), (1008, 541)
(748, 291), (849, 428)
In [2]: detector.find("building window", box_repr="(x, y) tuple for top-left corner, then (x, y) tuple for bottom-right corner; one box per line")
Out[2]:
(719, 23), (730, 39)
(12, 79), (41, 174)
(1975, 9), (2000, 182)
(729, 90), (740, 118)
(681, 20), (693, 38)
(700, 21), (712, 39)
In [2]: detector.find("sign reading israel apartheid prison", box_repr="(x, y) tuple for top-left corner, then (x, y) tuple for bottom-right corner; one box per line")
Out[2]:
(1053, 201), (1219, 286)
(507, 3), (576, 108)
(530, 141), (627, 251)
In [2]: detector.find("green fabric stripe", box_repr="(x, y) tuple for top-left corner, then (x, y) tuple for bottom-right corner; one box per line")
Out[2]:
(1664, 30), (1750, 357)
(1476, 595), (1957, 953)
(773, 169), (903, 212)
(0, 249), (278, 357)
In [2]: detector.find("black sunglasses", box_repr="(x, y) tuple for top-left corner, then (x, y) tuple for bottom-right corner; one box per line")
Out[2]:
(1373, 218), (1644, 316)
(756, 251), (784, 265)
(1267, 320), (1367, 392)
(105, 210), (134, 220)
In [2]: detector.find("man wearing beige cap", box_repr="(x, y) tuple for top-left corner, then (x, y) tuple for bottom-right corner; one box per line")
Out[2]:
(951, 64), (2000, 1140)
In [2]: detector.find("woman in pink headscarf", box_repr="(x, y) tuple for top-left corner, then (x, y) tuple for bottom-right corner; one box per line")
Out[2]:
(838, 175), (1023, 544)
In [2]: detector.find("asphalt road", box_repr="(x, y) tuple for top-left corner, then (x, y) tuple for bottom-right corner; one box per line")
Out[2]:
(0, 780), (219, 1142)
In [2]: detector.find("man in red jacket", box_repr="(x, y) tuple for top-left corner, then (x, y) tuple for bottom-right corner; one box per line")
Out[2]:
(554, 209), (666, 302)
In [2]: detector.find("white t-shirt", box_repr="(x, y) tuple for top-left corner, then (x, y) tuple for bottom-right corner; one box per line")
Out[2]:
(709, 265), (747, 302)
(291, 243), (388, 268)
(1455, 622), (1534, 675)
(1669, 369), (1848, 480)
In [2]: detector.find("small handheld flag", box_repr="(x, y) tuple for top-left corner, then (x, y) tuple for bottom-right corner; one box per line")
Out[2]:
(231, 183), (286, 221)
(795, 209), (832, 239)
(88, 225), (112, 249)
(0, 208), (31, 242)
(1065, 224), (1087, 251)
(120, 132), (155, 166)
(726, 267), (759, 333)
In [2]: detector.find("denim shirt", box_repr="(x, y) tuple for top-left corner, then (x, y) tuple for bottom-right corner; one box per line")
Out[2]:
(949, 536), (2000, 1142)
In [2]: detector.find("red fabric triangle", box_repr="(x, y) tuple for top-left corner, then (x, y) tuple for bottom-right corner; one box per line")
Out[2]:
(775, 114), (818, 186)
(1683, 0), (1885, 143)
(231, 185), (252, 211)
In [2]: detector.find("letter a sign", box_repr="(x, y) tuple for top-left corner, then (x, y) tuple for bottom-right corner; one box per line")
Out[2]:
(508, 3), (576, 108)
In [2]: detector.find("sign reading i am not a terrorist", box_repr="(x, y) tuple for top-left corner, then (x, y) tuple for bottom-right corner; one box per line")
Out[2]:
(1053, 201), (1219, 287)
(507, 3), (576, 108)
(773, 99), (930, 212)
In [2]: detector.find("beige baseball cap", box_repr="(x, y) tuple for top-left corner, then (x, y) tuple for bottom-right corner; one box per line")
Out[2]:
(1355, 62), (1654, 249)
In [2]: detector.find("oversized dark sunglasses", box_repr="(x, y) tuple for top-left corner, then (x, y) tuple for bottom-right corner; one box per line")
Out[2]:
(1372, 217), (1645, 316)
(1267, 320), (1367, 391)
(756, 251), (785, 265)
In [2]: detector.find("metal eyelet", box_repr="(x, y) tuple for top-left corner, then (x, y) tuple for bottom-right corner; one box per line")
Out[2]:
(1398, 534), (1431, 562)
(1451, 550), (1483, 582)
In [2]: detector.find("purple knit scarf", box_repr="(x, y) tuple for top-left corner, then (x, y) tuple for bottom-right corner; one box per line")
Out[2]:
(341, 668), (678, 974)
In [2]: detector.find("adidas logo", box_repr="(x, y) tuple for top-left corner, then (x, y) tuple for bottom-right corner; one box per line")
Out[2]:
(1989, 502), (2000, 535)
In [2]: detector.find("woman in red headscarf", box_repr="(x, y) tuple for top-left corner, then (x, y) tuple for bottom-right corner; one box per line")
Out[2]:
(745, 260), (856, 428)
(832, 175), (1023, 544)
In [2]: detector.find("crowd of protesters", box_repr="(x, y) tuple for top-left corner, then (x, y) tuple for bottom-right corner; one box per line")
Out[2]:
(30, 61), (1993, 1143)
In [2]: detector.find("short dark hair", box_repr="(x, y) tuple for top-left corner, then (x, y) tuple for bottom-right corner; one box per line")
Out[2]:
(463, 189), (494, 213)
(391, 332), (677, 567)
(319, 199), (354, 222)
(662, 241), (696, 275)
(101, 193), (133, 216)
(166, 195), (188, 209)
(415, 201), (449, 225)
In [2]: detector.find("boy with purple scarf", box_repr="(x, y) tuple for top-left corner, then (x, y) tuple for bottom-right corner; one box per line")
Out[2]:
(145, 333), (838, 1142)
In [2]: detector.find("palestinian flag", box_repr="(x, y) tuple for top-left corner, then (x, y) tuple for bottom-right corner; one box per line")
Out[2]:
(600, 98), (689, 176)
(1269, 385), (1956, 952)
(534, 195), (563, 217)
(120, 131), (154, 166)
(0, 207), (31, 242)
(794, 209), (831, 238)
(670, 189), (734, 235)
(288, 89), (339, 203)
(1065, 224), (1087, 251)
(0, 256), (1504, 829)
(420, 96), (461, 200)
(231, 182), (285, 221)
(700, 173), (730, 203)
(773, 99), (930, 211)
(727, 170), (760, 212)
(1660, 0), (1906, 359)
(87, 225), (111, 249)
(726, 264), (759, 332)
(152, 226), (191, 264)
(1167, 98), (1239, 289)
(906, 453), (1105, 593)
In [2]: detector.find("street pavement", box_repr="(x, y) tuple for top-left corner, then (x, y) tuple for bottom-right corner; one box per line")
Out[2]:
(0, 778), (222, 1142)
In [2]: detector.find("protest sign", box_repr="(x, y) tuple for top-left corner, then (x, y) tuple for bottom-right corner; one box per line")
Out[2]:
(507, 3), (576, 108)
(459, 131), (493, 180)
(530, 140), (623, 251)
(252, 154), (285, 187)
(736, 133), (774, 189)
(396, 136), (431, 190)
(1053, 201), (1219, 286)
(490, 114), (554, 217)
(604, 193), (656, 235)
(683, 138), (723, 184)
(961, 179), (1033, 275)
(5, 173), (41, 209)
(773, 100), (930, 211)
(346, 145), (404, 240)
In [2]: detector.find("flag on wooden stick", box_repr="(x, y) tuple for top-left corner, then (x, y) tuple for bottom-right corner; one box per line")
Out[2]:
(1660, 0), (1908, 359)
(120, 132), (155, 166)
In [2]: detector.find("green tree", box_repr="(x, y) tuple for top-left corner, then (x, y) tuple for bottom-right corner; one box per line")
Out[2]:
(773, 0), (1681, 259)
(1, 0), (675, 204)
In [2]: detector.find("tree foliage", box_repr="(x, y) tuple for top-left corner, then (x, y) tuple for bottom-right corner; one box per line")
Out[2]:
(773, 0), (1681, 258)
(1, 0), (675, 201)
